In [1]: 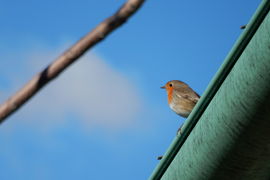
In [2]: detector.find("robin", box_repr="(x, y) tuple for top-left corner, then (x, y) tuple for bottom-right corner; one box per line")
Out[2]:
(161, 80), (200, 130)
(157, 80), (200, 160)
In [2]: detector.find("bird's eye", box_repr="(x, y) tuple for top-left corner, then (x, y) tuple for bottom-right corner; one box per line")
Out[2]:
(169, 83), (172, 87)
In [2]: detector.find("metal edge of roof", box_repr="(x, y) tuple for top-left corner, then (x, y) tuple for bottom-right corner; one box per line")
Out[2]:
(148, 0), (270, 179)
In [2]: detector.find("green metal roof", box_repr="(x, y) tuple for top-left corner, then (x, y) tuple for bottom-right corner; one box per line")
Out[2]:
(149, 0), (270, 179)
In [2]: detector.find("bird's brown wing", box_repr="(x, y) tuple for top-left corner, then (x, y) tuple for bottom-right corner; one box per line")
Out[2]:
(175, 87), (200, 104)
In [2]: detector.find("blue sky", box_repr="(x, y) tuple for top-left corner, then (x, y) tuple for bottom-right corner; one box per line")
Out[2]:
(0, 0), (261, 179)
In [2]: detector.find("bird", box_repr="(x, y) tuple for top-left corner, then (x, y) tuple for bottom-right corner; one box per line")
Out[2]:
(161, 80), (200, 128)
(157, 80), (200, 160)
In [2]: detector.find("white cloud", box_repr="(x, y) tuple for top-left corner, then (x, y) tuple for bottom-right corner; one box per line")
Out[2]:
(1, 46), (143, 131)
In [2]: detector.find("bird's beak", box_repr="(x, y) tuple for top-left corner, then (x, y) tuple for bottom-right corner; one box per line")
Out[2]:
(160, 86), (165, 89)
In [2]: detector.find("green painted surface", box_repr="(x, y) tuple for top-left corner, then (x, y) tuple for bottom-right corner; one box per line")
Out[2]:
(149, 0), (270, 180)
(162, 4), (270, 180)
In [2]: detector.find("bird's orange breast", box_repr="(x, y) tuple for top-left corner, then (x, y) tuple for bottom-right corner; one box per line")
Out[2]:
(167, 88), (173, 104)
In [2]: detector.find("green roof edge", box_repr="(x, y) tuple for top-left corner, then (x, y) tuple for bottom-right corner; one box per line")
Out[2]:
(149, 1), (270, 179)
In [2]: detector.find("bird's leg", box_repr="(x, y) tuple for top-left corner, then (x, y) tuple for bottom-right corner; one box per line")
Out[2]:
(177, 123), (184, 135)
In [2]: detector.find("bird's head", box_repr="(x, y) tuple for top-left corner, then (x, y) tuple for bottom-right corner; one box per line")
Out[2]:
(161, 80), (187, 92)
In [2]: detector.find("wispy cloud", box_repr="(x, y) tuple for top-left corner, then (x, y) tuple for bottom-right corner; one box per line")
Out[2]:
(0, 45), (143, 131)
